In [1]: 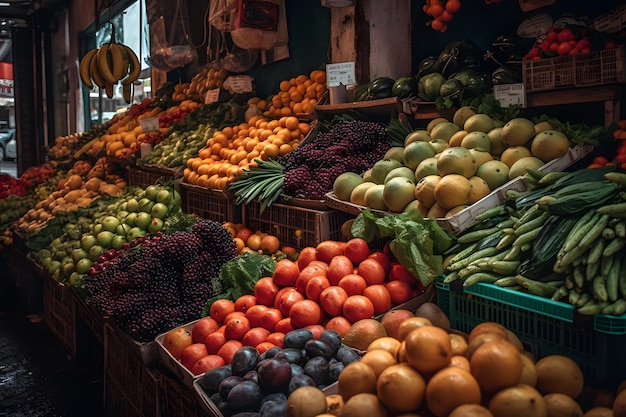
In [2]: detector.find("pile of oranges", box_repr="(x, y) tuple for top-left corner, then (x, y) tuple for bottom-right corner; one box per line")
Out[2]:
(161, 237), (426, 375)
(183, 115), (311, 190)
(422, 0), (461, 33)
(264, 69), (327, 116)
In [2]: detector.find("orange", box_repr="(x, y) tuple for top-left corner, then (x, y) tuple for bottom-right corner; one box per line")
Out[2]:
(385, 280), (414, 305)
(449, 354), (471, 372)
(466, 332), (506, 358)
(449, 404), (493, 417)
(241, 327), (270, 347)
(297, 246), (318, 269)
(295, 262), (328, 294)
(244, 304), (268, 328)
(304, 324), (325, 339)
(342, 295), (375, 323)
(360, 349), (397, 379)
(260, 234), (281, 254)
(397, 317), (433, 342)
(470, 339), (523, 394)
(404, 325), (453, 374)
(338, 274), (367, 296)
(190, 355), (226, 375)
(259, 307), (283, 332)
(304, 276), (331, 303)
(223, 316), (251, 341)
(162, 327), (193, 359)
(209, 299), (236, 325)
(234, 294), (257, 314)
(327, 255), (355, 285)
(203, 329), (227, 355)
(180, 343), (209, 371)
(191, 317), (220, 344)
(324, 316), (352, 338)
(376, 363), (426, 413)
(613, 389), (626, 417)
(274, 317), (294, 334)
(274, 287), (305, 316)
(367, 251), (392, 275)
(320, 286), (348, 316)
(246, 234), (262, 251)
(468, 322), (508, 343)
(367, 336), (402, 357)
(266, 332), (285, 348)
(289, 299), (322, 328)
(255, 341), (275, 354)
(253, 277), (280, 306)
(316, 240), (345, 263)
(534, 354), (584, 398)
(389, 261), (417, 284)
(343, 238), (371, 265)
(363, 284), (392, 315)
(271, 259), (300, 287)
(216, 340), (243, 364)
(426, 367), (482, 417)
(449, 332), (468, 356)
(356, 258), (386, 285)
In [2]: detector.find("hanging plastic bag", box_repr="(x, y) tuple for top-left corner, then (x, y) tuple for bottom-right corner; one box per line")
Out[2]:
(230, 0), (286, 50)
(149, 0), (198, 71)
(209, 0), (238, 31)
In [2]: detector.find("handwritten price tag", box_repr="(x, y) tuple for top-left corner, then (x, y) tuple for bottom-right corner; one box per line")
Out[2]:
(205, 88), (220, 103)
(494, 84), (526, 108)
(139, 117), (159, 132)
(326, 62), (356, 87)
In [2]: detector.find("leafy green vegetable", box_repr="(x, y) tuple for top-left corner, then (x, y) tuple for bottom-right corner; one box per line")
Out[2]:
(532, 114), (612, 146)
(351, 209), (454, 286)
(202, 252), (276, 316)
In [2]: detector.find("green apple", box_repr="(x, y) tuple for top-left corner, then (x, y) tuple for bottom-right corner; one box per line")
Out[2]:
(80, 234), (97, 252)
(96, 231), (115, 248)
(110, 235), (127, 250)
(93, 223), (103, 235)
(71, 248), (89, 263)
(88, 244), (104, 261)
(127, 227), (147, 242)
(116, 223), (132, 236)
(63, 262), (75, 276)
(124, 212), (137, 227)
(118, 202), (128, 212)
(156, 189), (172, 204)
(172, 190), (182, 205)
(135, 212), (152, 230)
(151, 202), (169, 220)
(149, 218), (164, 233)
(138, 198), (154, 214)
(75, 258), (93, 274)
(102, 216), (121, 233)
(46, 260), (61, 275)
(144, 185), (161, 201)
(126, 198), (139, 212)
(116, 210), (129, 220)
(68, 272), (84, 287)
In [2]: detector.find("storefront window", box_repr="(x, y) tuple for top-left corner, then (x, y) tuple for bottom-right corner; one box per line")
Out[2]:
(81, 0), (150, 127)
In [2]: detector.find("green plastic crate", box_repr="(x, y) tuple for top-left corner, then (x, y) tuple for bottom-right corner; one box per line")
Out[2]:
(435, 277), (626, 388)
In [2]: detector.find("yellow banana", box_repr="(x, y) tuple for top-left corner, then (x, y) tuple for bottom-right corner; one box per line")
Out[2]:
(121, 44), (141, 85)
(104, 82), (114, 99)
(122, 82), (133, 103)
(89, 54), (106, 89)
(96, 43), (118, 84)
(79, 49), (98, 89)
(109, 43), (129, 82)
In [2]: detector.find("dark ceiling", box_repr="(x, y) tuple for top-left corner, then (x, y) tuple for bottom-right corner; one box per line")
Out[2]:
(0, 0), (68, 28)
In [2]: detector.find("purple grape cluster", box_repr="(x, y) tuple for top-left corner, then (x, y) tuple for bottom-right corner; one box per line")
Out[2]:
(85, 220), (237, 341)
(278, 120), (389, 199)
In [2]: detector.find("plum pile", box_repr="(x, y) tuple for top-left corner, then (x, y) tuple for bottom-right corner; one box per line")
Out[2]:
(196, 328), (361, 417)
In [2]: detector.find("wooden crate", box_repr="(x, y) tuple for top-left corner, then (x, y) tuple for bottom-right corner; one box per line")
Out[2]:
(161, 371), (208, 417)
(181, 182), (241, 224)
(128, 165), (184, 189)
(42, 272), (77, 358)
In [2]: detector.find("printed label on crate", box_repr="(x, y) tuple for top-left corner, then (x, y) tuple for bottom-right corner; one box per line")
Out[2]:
(140, 117), (159, 132)
(326, 62), (356, 87)
(494, 83), (526, 108)
(205, 88), (221, 104)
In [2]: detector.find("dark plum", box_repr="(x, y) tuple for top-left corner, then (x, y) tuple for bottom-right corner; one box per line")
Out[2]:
(257, 357), (292, 392)
(320, 329), (342, 353)
(218, 376), (244, 401)
(231, 346), (260, 376)
(287, 374), (317, 395)
(210, 392), (222, 405)
(199, 365), (232, 394)
(274, 348), (305, 364)
(289, 363), (304, 377)
(259, 399), (287, 417)
(304, 338), (335, 359)
(283, 329), (314, 349)
(303, 356), (329, 386)
(218, 400), (235, 417)
(232, 413), (260, 417)
(328, 359), (345, 382)
(259, 346), (281, 360)
(336, 345), (361, 366)
(243, 370), (259, 384)
(259, 392), (288, 407)
(227, 380), (263, 411)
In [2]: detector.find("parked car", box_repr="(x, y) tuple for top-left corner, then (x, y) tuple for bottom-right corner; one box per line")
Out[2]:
(0, 126), (16, 160)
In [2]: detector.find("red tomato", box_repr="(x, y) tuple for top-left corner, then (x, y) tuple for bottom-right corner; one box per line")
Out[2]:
(546, 29), (559, 43)
(615, 154), (626, 165)
(558, 42), (573, 56)
(557, 28), (575, 43)
(549, 42), (560, 53)
(592, 156), (609, 166)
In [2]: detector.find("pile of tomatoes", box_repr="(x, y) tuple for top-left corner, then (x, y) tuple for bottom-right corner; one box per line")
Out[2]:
(422, 0), (461, 33)
(525, 25), (618, 60)
(587, 120), (626, 169)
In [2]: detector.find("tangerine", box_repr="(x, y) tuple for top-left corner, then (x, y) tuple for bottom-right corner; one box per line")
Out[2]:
(385, 280), (414, 305)
(255, 341), (276, 354)
(327, 255), (355, 285)
(343, 295), (375, 323)
(266, 332), (285, 348)
(274, 287), (305, 316)
(271, 259), (300, 287)
(274, 317), (295, 334)
(204, 330), (227, 355)
(223, 316), (251, 341)
(234, 294), (257, 314)
(356, 258), (386, 285)
(209, 299), (236, 325)
(241, 327), (270, 347)
(297, 246), (318, 269)
(180, 343), (209, 371)
(295, 263), (328, 294)
(259, 307), (283, 332)
(367, 251), (392, 275)
(254, 277), (280, 306)
(245, 304), (269, 328)
(191, 317), (219, 344)
(190, 355), (226, 375)
(260, 234), (281, 254)
(320, 286), (348, 316)
(338, 274), (368, 296)
(363, 284), (393, 315)
(217, 340), (243, 364)
(305, 276), (331, 303)
(324, 316), (352, 337)
(316, 240), (344, 263)
(343, 238), (371, 265)
(304, 324), (325, 339)
(289, 299), (322, 328)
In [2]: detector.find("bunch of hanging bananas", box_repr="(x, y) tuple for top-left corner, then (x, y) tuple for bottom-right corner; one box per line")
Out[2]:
(79, 41), (141, 103)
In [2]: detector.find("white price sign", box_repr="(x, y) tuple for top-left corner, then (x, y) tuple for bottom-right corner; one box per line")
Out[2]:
(326, 62), (356, 87)
(205, 88), (221, 103)
(139, 117), (159, 132)
(494, 83), (526, 108)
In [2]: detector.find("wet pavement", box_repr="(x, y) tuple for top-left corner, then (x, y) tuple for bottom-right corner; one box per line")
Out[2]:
(0, 262), (116, 417)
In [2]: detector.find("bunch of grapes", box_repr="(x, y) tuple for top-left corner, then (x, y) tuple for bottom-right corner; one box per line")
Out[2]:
(85, 220), (237, 341)
(278, 119), (389, 199)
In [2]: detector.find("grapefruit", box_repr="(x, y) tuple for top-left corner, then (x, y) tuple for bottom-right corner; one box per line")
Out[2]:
(487, 127), (507, 156)
(475, 160), (510, 190)
(453, 106), (477, 128)
(364, 184), (387, 211)
(543, 393), (584, 417)
(469, 148), (494, 168)
(403, 141), (437, 170)
(333, 172), (364, 201)
(384, 146), (406, 162)
(430, 122), (461, 143)
(449, 130), (469, 147)
(370, 159), (403, 185)
(427, 117), (449, 133)
(350, 182), (376, 206)
(404, 129), (431, 145)
(468, 176), (491, 203)
(437, 146), (477, 178)
(501, 118), (536, 147)
(461, 131), (493, 153)
(414, 157), (439, 181)
(530, 130), (570, 162)
(434, 174), (472, 209)
(384, 167), (416, 184)
(383, 177), (417, 212)
(414, 175), (440, 208)
(500, 145), (533, 168)
(464, 114), (496, 133)
(429, 139), (450, 153)
(508, 156), (544, 180)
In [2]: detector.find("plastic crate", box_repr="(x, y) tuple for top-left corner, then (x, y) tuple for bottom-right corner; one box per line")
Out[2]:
(161, 372), (207, 417)
(42, 273), (77, 358)
(435, 277), (626, 387)
(103, 323), (161, 417)
(242, 201), (354, 249)
(128, 165), (184, 188)
(523, 45), (626, 92)
(181, 182), (242, 224)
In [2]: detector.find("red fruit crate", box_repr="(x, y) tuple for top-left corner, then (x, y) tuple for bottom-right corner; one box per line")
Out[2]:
(242, 201), (354, 249)
(161, 371), (207, 417)
(523, 45), (626, 92)
(181, 182), (242, 224)
(42, 271), (77, 358)
(103, 323), (161, 417)
(128, 164), (184, 188)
